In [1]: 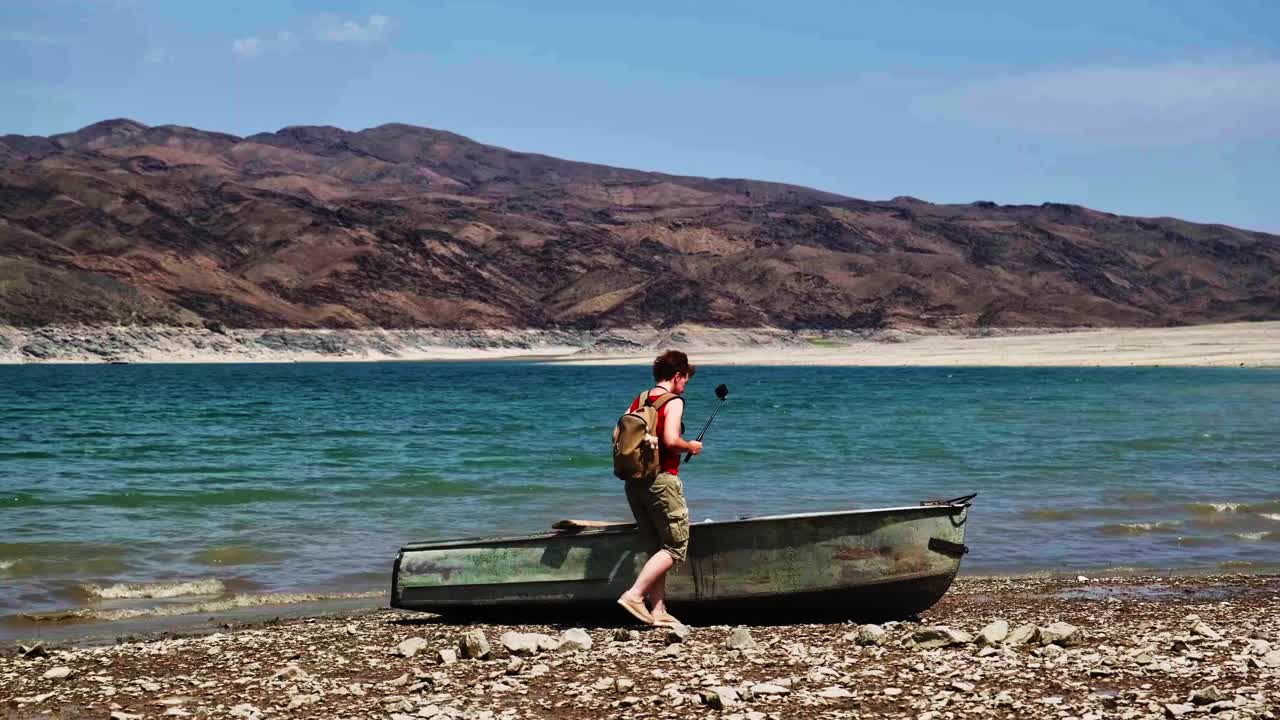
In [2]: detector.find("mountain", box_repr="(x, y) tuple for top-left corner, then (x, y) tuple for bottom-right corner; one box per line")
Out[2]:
(1, 119), (1277, 329)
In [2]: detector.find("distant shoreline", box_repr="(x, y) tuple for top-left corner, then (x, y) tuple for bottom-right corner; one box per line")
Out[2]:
(1, 321), (1277, 367)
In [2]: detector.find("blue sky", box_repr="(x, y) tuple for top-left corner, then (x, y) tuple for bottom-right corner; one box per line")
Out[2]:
(3, 0), (1278, 232)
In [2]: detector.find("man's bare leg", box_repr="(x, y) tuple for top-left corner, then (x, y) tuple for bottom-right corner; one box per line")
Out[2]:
(648, 572), (668, 617)
(621, 549), (674, 606)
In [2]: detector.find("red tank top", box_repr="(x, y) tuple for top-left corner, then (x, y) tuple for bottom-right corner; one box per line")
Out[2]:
(628, 390), (683, 476)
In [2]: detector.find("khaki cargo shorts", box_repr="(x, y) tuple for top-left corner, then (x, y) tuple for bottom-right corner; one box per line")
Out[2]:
(625, 472), (690, 563)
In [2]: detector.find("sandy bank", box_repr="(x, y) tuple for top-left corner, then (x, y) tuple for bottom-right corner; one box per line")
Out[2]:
(1, 322), (1277, 367)
(1, 575), (1277, 719)
(561, 321), (1280, 367)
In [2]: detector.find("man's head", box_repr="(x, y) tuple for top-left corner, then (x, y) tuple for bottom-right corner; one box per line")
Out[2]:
(653, 350), (695, 393)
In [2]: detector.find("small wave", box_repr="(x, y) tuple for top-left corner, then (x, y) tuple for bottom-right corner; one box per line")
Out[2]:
(0, 560), (16, 572)
(80, 579), (226, 600)
(193, 546), (288, 567)
(20, 591), (382, 623)
(1262, 514), (1280, 523)
(1220, 560), (1256, 569)
(1186, 502), (1243, 514)
(1023, 508), (1081, 521)
(1232, 531), (1280, 542)
(1099, 521), (1182, 536)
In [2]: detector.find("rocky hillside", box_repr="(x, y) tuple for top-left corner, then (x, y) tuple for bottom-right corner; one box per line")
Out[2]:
(2, 119), (1277, 329)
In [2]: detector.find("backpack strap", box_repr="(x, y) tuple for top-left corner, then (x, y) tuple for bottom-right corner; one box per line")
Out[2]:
(650, 392), (681, 411)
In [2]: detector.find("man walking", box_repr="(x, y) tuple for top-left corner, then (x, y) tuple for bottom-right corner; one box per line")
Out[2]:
(616, 350), (702, 627)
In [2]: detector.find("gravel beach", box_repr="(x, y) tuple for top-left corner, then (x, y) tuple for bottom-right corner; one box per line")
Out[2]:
(3, 574), (1277, 719)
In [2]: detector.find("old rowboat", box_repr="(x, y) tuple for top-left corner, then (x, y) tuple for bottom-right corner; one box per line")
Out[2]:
(391, 494), (975, 622)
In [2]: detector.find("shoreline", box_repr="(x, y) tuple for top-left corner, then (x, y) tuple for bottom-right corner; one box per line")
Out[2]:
(2, 574), (1276, 719)
(1, 321), (1278, 367)
(6, 566), (1279, 648)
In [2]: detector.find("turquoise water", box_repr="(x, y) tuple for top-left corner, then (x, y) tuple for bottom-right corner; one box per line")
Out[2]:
(2, 363), (1279, 623)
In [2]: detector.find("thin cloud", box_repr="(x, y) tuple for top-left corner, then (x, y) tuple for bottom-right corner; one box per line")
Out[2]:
(318, 14), (392, 44)
(923, 60), (1280, 146)
(231, 36), (262, 59)
(1, 29), (71, 46)
(143, 48), (171, 64)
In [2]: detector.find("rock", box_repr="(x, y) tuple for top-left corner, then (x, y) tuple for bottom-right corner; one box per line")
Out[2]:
(913, 626), (974, 649)
(154, 696), (193, 706)
(1165, 703), (1195, 717)
(1038, 621), (1083, 646)
(855, 624), (888, 646)
(395, 637), (431, 657)
(979, 620), (1010, 645)
(665, 624), (692, 644)
(611, 629), (640, 642)
(1039, 643), (1065, 658)
(42, 666), (74, 680)
(229, 705), (261, 720)
(615, 677), (635, 693)
(725, 627), (757, 650)
(459, 630), (491, 659)
(1191, 688), (1229, 705)
(820, 686), (855, 698)
(656, 643), (683, 658)
(882, 688), (903, 697)
(500, 632), (557, 656)
(18, 643), (49, 659)
(701, 686), (740, 709)
(950, 681), (975, 693)
(270, 664), (308, 681)
(110, 713), (142, 720)
(1190, 621), (1221, 641)
(504, 657), (523, 674)
(1006, 623), (1039, 646)
(437, 648), (457, 665)
(558, 628), (593, 652)
(1261, 650), (1280, 667)
(751, 683), (791, 695)
(976, 646), (999, 657)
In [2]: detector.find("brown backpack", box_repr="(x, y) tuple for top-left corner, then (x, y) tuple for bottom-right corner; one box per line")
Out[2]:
(612, 390), (679, 482)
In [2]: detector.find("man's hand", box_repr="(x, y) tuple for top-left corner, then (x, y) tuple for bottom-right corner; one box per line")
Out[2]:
(686, 440), (703, 456)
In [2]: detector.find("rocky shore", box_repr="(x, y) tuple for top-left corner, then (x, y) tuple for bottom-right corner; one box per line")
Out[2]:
(3, 574), (1277, 719)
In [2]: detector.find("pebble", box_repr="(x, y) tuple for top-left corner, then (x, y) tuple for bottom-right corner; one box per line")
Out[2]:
(665, 624), (692, 644)
(459, 629), (492, 659)
(979, 619), (1010, 645)
(751, 683), (791, 695)
(611, 629), (640, 642)
(1006, 623), (1039, 646)
(854, 623), (888, 646)
(1038, 621), (1082, 646)
(395, 637), (430, 658)
(1165, 702), (1195, 717)
(42, 666), (74, 680)
(110, 713), (142, 720)
(913, 626), (974, 648)
(1191, 620), (1222, 640)
(1191, 687), (1228, 705)
(499, 631), (557, 656)
(725, 627), (757, 650)
(437, 648), (458, 665)
(269, 664), (307, 681)
(701, 686), (740, 708)
(820, 686), (855, 698)
(558, 628), (593, 652)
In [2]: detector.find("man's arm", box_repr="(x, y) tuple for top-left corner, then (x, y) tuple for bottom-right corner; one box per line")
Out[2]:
(661, 399), (701, 455)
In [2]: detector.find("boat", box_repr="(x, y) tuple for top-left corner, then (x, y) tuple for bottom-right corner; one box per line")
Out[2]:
(391, 494), (975, 622)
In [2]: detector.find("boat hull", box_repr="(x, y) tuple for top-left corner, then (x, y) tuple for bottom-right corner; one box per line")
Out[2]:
(393, 499), (971, 622)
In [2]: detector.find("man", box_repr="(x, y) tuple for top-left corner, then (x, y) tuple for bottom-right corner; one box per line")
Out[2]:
(617, 350), (702, 627)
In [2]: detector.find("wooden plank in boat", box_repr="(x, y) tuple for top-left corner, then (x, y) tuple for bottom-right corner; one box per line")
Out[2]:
(551, 519), (636, 533)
